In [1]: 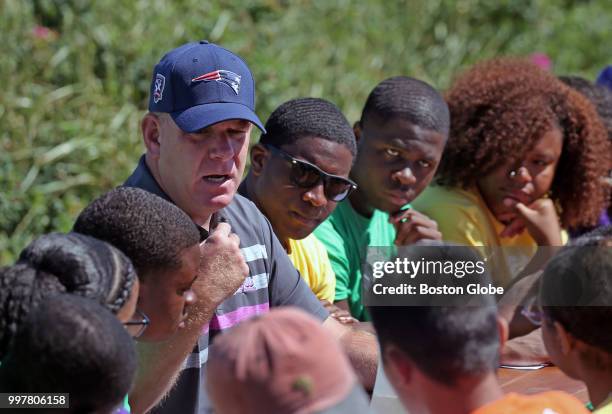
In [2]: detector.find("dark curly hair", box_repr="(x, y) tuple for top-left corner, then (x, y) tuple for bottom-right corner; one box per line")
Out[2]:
(73, 186), (200, 278)
(0, 232), (136, 360)
(437, 58), (611, 230)
(260, 97), (356, 157)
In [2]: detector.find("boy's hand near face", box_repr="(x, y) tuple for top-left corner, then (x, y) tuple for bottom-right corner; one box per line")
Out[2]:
(390, 209), (442, 245)
(500, 198), (563, 246)
(192, 222), (249, 317)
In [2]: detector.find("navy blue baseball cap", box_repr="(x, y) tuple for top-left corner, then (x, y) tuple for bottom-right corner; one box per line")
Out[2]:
(148, 40), (265, 133)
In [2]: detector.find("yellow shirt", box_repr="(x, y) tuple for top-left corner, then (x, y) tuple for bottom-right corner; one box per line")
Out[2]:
(413, 185), (566, 286)
(287, 234), (336, 303)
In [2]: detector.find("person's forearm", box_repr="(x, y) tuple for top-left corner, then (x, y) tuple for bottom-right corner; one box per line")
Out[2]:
(339, 329), (379, 391)
(129, 306), (215, 414)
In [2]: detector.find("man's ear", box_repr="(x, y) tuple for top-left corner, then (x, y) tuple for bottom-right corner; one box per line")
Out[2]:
(250, 143), (269, 176)
(497, 315), (510, 350)
(553, 321), (575, 355)
(383, 344), (413, 387)
(353, 121), (362, 143)
(141, 113), (162, 158)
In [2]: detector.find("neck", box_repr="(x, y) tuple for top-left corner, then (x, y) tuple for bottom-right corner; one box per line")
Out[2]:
(348, 189), (374, 218)
(580, 363), (612, 408)
(243, 175), (290, 250)
(423, 373), (503, 414)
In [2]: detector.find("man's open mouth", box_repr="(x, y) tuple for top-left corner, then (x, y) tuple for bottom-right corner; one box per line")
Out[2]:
(203, 174), (231, 183)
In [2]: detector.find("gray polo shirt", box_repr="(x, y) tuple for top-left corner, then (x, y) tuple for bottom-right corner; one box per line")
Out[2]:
(125, 156), (328, 414)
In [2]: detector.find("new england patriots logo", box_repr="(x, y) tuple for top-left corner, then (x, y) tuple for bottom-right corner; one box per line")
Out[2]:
(192, 70), (241, 95)
(153, 73), (165, 103)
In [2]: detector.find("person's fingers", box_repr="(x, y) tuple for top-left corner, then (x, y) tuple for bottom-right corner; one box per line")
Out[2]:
(389, 208), (412, 224)
(395, 223), (442, 245)
(513, 202), (536, 220)
(500, 217), (525, 238)
(210, 221), (231, 238)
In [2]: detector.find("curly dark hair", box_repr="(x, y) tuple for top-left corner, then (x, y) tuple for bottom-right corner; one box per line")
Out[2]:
(260, 97), (356, 157)
(437, 58), (611, 230)
(73, 186), (200, 278)
(0, 232), (136, 360)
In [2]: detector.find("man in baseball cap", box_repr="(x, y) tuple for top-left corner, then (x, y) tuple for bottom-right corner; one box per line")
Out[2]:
(148, 40), (265, 133)
(125, 42), (377, 414)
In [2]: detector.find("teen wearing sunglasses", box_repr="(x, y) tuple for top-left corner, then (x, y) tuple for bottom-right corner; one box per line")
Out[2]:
(240, 97), (359, 324)
(314, 77), (449, 321)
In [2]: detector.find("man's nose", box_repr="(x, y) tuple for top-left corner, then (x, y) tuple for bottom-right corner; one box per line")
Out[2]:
(303, 182), (327, 207)
(392, 166), (417, 186)
(209, 136), (234, 160)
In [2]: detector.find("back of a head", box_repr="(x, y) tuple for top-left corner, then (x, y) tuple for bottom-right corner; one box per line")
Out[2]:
(259, 97), (357, 157)
(0, 294), (137, 414)
(1, 233), (136, 360)
(540, 226), (612, 353)
(207, 307), (370, 414)
(369, 242), (500, 386)
(73, 186), (200, 278)
(360, 76), (450, 136)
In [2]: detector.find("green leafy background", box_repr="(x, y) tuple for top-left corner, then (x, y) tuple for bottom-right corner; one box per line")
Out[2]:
(1, 0), (610, 263)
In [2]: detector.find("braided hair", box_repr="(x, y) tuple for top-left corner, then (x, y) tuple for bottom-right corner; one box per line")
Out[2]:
(0, 294), (137, 413)
(0, 232), (136, 360)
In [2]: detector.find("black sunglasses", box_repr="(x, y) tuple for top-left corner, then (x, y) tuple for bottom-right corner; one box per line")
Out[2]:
(265, 145), (357, 202)
(123, 309), (150, 339)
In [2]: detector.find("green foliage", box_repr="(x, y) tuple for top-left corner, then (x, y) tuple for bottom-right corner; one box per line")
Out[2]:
(1, 0), (610, 263)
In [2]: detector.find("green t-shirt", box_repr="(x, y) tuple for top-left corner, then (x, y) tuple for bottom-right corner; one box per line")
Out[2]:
(314, 200), (396, 321)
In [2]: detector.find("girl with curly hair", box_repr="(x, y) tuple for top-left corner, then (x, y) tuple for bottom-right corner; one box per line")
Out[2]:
(413, 58), (611, 286)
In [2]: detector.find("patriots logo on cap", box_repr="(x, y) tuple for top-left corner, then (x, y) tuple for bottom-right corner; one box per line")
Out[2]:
(153, 73), (165, 103)
(192, 70), (241, 95)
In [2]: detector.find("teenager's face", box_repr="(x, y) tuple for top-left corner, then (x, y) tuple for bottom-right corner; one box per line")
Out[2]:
(153, 115), (252, 224)
(352, 115), (446, 215)
(477, 127), (563, 224)
(137, 244), (199, 342)
(252, 136), (354, 242)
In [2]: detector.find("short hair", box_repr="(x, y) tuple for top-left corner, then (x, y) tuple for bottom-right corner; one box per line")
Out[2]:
(0, 232), (136, 360)
(438, 58), (611, 230)
(560, 75), (612, 142)
(360, 76), (450, 136)
(0, 294), (137, 413)
(259, 97), (357, 157)
(541, 226), (612, 353)
(73, 186), (200, 277)
(369, 243), (499, 386)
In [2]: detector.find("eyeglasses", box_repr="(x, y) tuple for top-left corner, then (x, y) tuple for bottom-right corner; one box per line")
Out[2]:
(265, 145), (357, 202)
(123, 309), (150, 339)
